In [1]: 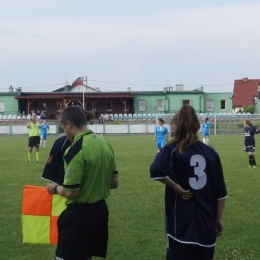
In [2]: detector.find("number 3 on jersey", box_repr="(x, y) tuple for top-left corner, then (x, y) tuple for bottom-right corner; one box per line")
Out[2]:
(189, 154), (207, 190)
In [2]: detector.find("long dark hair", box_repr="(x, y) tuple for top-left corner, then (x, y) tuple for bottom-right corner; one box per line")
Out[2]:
(168, 105), (200, 153)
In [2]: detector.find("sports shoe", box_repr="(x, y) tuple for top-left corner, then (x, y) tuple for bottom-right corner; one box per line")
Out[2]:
(253, 165), (257, 168)
(36, 161), (39, 163)
(248, 165), (252, 168)
(28, 161), (31, 163)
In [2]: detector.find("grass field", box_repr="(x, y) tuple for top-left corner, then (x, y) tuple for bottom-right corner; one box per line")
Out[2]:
(0, 134), (260, 260)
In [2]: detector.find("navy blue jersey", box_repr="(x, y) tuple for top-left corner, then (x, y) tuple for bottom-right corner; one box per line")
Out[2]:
(150, 141), (227, 247)
(244, 126), (257, 148)
(42, 136), (72, 184)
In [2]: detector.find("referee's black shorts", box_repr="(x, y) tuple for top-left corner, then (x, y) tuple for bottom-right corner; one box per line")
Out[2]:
(28, 136), (40, 147)
(56, 200), (109, 260)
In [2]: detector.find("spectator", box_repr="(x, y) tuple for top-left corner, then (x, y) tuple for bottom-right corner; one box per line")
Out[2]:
(40, 111), (46, 119)
(103, 113), (109, 123)
(99, 114), (104, 124)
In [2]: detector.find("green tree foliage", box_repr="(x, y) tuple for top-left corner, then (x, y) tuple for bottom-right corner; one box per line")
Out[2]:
(243, 105), (255, 114)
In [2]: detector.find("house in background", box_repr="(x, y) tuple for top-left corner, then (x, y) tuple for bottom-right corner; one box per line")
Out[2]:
(15, 84), (232, 119)
(53, 77), (98, 93)
(15, 76), (134, 119)
(133, 85), (232, 114)
(0, 86), (19, 114)
(232, 77), (260, 113)
(203, 92), (233, 114)
(0, 77), (233, 118)
(15, 91), (135, 119)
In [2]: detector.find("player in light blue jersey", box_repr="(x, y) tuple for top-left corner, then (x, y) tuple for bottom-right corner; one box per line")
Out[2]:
(201, 117), (211, 145)
(40, 120), (50, 147)
(154, 118), (169, 152)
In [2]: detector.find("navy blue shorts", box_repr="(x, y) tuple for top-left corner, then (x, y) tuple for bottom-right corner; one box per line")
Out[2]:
(244, 146), (255, 152)
(56, 200), (109, 260)
(166, 237), (214, 260)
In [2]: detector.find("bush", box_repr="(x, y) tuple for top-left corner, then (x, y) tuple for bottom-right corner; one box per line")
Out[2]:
(243, 105), (255, 114)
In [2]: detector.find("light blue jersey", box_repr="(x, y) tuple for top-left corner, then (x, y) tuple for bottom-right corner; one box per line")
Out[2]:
(40, 124), (50, 139)
(155, 125), (168, 148)
(202, 122), (211, 136)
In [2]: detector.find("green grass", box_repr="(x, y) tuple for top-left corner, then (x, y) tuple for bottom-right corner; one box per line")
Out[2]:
(0, 134), (259, 259)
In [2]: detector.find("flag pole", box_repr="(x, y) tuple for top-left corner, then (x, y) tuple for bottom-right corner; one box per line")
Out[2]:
(83, 76), (85, 108)
(86, 76), (87, 109)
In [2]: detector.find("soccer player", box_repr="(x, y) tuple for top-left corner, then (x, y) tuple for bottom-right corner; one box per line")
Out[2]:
(150, 105), (227, 260)
(154, 118), (169, 152)
(201, 117), (211, 145)
(244, 119), (258, 168)
(26, 115), (40, 163)
(42, 135), (71, 184)
(39, 120), (50, 147)
(46, 106), (119, 260)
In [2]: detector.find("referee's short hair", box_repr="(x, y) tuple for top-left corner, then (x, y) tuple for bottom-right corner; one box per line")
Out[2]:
(60, 106), (87, 128)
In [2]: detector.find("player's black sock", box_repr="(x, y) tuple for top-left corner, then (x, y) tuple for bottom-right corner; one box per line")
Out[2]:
(249, 155), (256, 166)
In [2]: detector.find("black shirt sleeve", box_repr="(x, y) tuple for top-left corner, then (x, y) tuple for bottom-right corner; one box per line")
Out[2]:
(150, 146), (172, 180)
(41, 136), (71, 184)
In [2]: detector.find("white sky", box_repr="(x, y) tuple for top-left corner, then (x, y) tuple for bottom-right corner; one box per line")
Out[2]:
(1, 0), (260, 93)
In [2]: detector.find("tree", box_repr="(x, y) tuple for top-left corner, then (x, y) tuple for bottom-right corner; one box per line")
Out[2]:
(243, 105), (255, 114)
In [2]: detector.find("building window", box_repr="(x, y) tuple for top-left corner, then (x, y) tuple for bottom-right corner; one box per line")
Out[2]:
(106, 101), (112, 111)
(157, 99), (164, 111)
(207, 100), (213, 110)
(182, 100), (191, 106)
(0, 101), (4, 112)
(40, 102), (46, 111)
(139, 100), (146, 111)
(220, 100), (226, 110)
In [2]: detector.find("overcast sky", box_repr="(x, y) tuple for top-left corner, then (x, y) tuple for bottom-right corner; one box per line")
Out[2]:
(1, 0), (260, 93)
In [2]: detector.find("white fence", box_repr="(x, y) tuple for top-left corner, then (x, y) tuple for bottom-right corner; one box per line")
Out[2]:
(0, 125), (58, 135)
(0, 124), (170, 135)
(87, 124), (171, 134)
(1, 119), (260, 135)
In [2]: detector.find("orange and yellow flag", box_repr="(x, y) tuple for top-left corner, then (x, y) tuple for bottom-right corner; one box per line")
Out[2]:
(22, 185), (66, 244)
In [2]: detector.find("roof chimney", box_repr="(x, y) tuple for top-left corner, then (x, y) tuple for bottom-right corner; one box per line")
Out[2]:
(95, 87), (100, 92)
(175, 84), (184, 91)
(127, 87), (131, 92)
(242, 77), (249, 82)
(9, 85), (13, 92)
(16, 87), (22, 95)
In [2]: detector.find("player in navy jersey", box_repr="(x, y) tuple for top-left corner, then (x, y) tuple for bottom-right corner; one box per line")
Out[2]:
(150, 105), (227, 260)
(154, 118), (169, 153)
(39, 120), (50, 147)
(201, 117), (211, 145)
(244, 119), (259, 168)
(42, 135), (72, 184)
